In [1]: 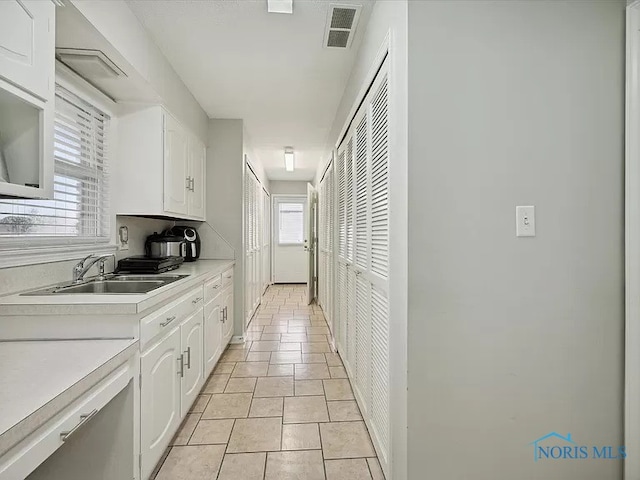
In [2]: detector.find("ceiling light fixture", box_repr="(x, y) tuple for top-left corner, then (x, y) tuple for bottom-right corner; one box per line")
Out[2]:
(267, 0), (293, 14)
(284, 148), (295, 172)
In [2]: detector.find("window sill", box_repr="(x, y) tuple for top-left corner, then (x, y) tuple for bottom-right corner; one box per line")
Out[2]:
(0, 243), (118, 269)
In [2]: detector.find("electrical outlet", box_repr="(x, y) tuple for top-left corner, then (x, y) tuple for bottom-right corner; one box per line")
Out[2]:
(119, 226), (129, 250)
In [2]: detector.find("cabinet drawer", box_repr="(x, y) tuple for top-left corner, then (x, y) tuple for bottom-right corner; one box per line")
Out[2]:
(204, 275), (222, 305)
(140, 286), (204, 350)
(0, 362), (131, 480)
(222, 268), (234, 288)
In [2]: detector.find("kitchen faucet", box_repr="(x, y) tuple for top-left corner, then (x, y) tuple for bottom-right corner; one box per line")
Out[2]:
(72, 253), (116, 283)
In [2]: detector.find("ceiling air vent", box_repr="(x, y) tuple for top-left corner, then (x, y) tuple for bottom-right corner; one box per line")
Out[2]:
(324, 4), (361, 49)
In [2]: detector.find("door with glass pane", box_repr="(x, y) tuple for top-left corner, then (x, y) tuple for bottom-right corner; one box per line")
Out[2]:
(273, 195), (307, 283)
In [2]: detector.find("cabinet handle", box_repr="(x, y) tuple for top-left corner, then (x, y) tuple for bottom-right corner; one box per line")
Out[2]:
(212, 284), (220, 289)
(177, 354), (184, 377)
(224, 306), (228, 322)
(225, 275), (232, 279)
(184, 347), (191, 369)
(190, 178), (195, 191)
(192, 297), (203, 304)
(60, 409), (98, 442)
(160, 315), (176, 327)
(220, 308), (225, 323)
(185, 176), (191, 190)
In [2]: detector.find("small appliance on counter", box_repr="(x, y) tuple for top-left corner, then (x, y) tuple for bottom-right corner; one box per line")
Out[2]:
(169, 226), (201, 262)
(117, 256), (184, 274)
(145, 231), (186, 259)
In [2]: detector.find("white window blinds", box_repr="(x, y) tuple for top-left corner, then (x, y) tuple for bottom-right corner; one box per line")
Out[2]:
(0, 85), (110, 244)
(278, 202), (304, 244)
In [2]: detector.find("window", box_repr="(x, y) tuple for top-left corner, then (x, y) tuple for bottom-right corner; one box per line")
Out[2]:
(278, 202), (304, 244)
(0, 85), (110, 243)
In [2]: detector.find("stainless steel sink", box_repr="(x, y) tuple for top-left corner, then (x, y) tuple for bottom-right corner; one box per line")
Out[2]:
(55, 280), (166, 294)
(22, 274), (188, 296)
(105, 275), (186, 282)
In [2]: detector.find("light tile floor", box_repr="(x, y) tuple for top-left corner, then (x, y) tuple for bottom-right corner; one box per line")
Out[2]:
(152, 284), (385, 480)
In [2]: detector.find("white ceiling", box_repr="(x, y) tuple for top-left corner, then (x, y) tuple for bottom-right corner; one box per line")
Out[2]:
(126, 0), (372, 181)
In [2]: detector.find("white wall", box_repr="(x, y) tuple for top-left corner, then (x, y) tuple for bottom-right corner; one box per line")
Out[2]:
(70, 0), (209, 143)
(205, 119), (245, 335)
(407, 2), (625, 479)
(269, 181), (308, 196)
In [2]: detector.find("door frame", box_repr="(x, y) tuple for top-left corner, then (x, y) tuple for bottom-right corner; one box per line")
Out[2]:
(306, 183), (319, 304)
(271, 194), (308, 284)
(626, 3), (640, 479)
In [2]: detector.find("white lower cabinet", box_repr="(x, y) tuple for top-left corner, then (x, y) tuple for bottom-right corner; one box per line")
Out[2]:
(139, 273), (233, 479)
(180, 310), (204, 418)
(204, 298), (223, 378)
(222, 285), (234, 345)
(140, 327), (182, 480)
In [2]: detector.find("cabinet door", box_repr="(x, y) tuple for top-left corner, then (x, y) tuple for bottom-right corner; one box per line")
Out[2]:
(163, 113), (188, 216)
(140, 327), (181, 480)
(0, 0), (54, 100)
(223, 287), (234, 345)
(181, 310), (204, 418)
(188, 137), (206, 219)
(204, 298), (223, 377)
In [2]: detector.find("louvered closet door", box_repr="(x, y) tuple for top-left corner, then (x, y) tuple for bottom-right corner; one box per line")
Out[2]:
(245, 171), (252, 322)
(368, 62), (390, 465)
(245, 166), (264, 325)
(353, 107), (371, 415)
(333, 58), (390, 470)
(336, 142), (349, 355)
(327, 165), (335, 330)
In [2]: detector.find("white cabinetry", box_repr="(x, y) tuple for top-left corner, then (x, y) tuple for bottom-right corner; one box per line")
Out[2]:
(139, 286), (205, 480)
(180, 309), (204, 418)
(140, 327), (181, 480)
(116, 106), (205, 220)
(187, 134), (206, 219)
(139, 277), (230, 479)
(0, 0), (54, 101)
(221, 268), (235, 344)
(0, 0), (55, 199)
(204, 276), (223, 377)
(163, 113), (189, 216)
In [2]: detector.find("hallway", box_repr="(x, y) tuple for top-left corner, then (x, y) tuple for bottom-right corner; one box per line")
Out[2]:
(152, 284), (385, 480)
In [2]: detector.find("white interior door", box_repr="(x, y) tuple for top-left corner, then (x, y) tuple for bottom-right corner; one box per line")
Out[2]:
(306, 183), (318, 304)
(273, 195), (308, 283)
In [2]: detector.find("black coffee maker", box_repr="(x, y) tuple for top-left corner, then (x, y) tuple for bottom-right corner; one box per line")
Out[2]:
(169, 226), (201, 262)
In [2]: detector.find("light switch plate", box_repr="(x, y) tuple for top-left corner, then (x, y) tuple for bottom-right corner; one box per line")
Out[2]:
(516, 206), (535, 237)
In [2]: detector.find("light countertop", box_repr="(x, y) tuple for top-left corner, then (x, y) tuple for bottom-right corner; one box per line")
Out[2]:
(0, 338), (138, 457)
(0, 259), (235, 316)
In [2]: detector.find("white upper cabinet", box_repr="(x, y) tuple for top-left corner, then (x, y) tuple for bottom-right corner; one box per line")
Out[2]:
(0, 0), (54, 199)
(116, 106), (206, 220)
(0, 0), (54, 101)
(163, 113), (189, 216)
(187, 133), (206, 219)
